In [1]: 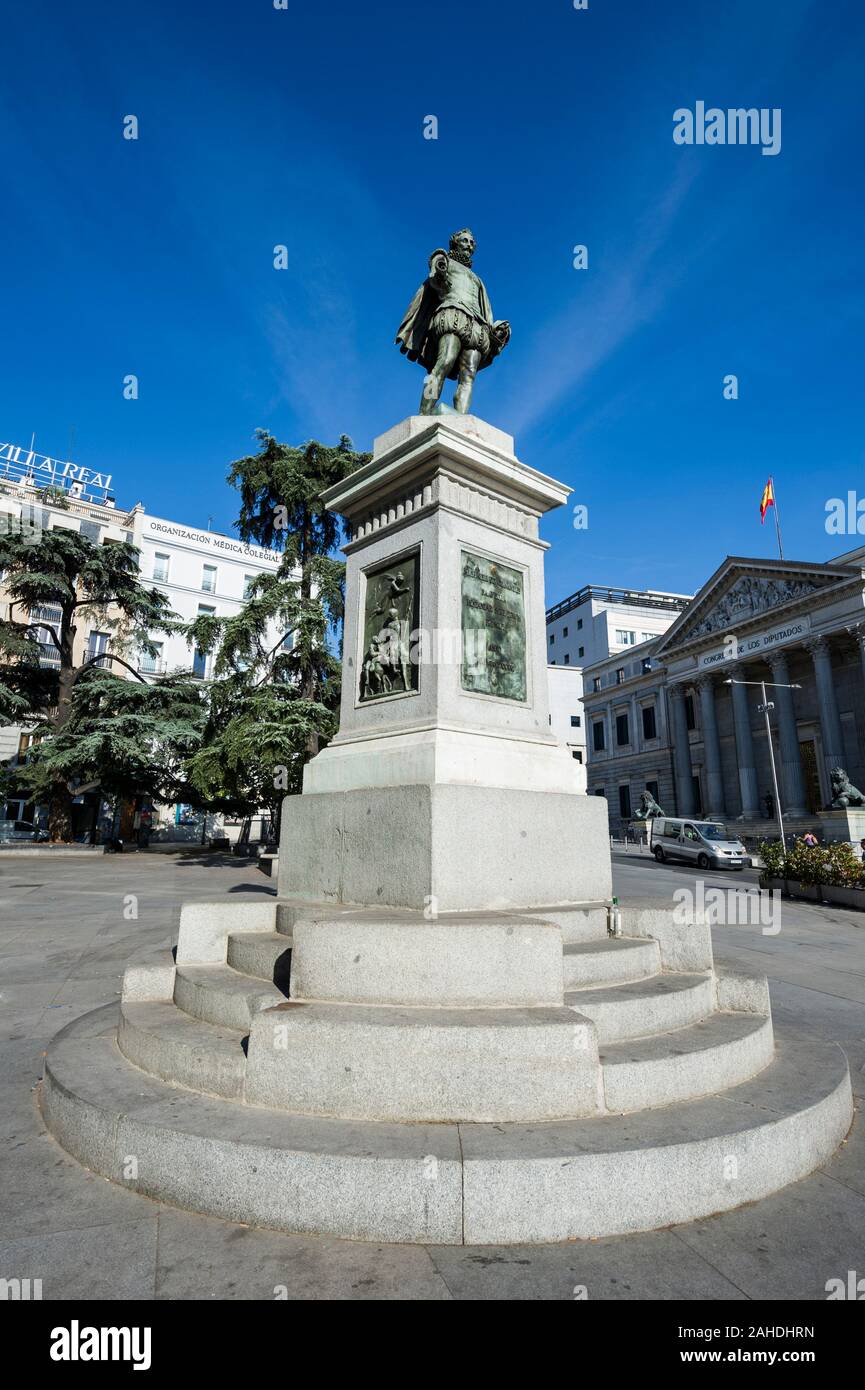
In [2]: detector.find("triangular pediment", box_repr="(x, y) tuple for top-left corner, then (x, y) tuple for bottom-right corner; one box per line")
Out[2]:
(654, 556), (860, 657)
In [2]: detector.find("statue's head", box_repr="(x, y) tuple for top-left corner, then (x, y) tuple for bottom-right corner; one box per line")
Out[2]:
(449, 228), (476, 266)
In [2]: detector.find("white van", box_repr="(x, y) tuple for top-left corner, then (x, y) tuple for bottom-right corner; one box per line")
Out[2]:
(650, 817), (750, 871)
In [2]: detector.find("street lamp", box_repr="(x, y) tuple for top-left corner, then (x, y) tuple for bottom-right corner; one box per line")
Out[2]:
(723, 677), (801, 848)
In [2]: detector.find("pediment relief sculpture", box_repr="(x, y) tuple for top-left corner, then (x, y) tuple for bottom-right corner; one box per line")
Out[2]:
(684, 574), (825, 640)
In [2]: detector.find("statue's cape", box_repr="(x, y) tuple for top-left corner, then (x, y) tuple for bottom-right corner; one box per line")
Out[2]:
(395, 258), (498, 380)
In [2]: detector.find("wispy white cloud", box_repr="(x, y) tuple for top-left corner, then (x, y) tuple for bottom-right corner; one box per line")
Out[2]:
(508, 163), (701, 436)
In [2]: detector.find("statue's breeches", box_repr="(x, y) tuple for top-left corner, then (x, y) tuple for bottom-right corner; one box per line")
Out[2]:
(430, 306), (490, 358)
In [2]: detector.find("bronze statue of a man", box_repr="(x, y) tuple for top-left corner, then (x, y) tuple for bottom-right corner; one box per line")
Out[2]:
(396, 229), (511, 415)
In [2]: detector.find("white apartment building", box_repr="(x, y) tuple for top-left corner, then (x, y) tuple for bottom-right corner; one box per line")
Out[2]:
(0, 441), (286, 835)
(546, 584), (692, 670)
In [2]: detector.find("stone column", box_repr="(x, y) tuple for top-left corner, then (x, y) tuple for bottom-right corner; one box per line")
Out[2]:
(847, 623), (865, 696)
(668, 683), (696, 816)
(729, 677), (760, 818)
(695, 675), (726, 818)
(804, 636), (846, 788)
(766, 651), (808, 817)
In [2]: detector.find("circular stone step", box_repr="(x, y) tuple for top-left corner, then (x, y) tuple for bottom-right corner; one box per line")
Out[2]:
(599, 1012), (774, 1112)
(173, 963), (286, 1030)
(226, 931), (293, 987)
(243, 1001), (600, 1122)
(118, 1000), (247, 1099)
(41, 1005), (852, 1246)
(566, 971), (714, 1042)
(563, 937), (660, 990)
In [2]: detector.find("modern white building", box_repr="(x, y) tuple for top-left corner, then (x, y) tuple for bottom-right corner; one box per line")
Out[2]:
(547, 665), (587, 765)
(135, 514), (285, 680)
(544, 585), (692, 777)
(546, 584), (692, 669)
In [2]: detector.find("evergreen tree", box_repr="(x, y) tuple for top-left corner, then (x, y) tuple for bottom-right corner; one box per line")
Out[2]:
(184, 432), (369, 827)
(0, 523), (176, 838)
(15, 667), (209, 827)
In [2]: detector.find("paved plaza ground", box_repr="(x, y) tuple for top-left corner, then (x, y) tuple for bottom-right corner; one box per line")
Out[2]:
(1, 851), (863, 1300)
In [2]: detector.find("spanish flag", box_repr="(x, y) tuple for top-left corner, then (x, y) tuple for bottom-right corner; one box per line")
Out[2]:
(759, 477), (775, 524)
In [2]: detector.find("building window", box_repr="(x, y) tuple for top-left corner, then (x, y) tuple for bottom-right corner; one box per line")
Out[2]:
(140, 641), (163, 675)
(615, 630), (636, 645)
(243, 574), (256, 600)
(549, 633), (555, 644)
(578, 646), (584, 658)
(193, 604), (216, 679)
(153, 552), (170, 583)
(646, 780), (660, 805)
(616, 713), (629, 746)
(641, 657), (652, 673)
(619, 785), (632, 819)
(577, 619), (583, 630)
(593, 722), (605, 753)
(563, 626), (568, 637)
(31, 604), (62, 667)
(17, 732), (37, 761)
(87, 631), (110, 668)
(570, 715), (581, 728)
(564, 653), (570, 665)
(642, 705), (657, 740)
(201, 564), (217, 594)
(685, 694), (695, 730)
(642, 632), (654, 643)
(592, 677), (601, 692)
(616, 668), (625, 684)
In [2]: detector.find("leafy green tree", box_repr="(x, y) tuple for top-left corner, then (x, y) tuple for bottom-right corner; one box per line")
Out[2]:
(0, 523), (176, 838)
(14, 668), (209, 832)
(184, 432), (369, 829)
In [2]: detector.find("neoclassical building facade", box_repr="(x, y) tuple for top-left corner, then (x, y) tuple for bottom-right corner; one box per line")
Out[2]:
(582, 550), (865, 836)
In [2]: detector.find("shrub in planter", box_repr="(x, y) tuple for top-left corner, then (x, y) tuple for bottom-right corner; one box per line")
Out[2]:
(824, 841), (865, 888)
(758, 839), (786, 880)
(757, 837), (865, 890)
(784, 840), (829, 886)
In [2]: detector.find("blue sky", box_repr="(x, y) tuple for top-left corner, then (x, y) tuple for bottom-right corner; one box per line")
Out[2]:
(2, 0), (863, 605)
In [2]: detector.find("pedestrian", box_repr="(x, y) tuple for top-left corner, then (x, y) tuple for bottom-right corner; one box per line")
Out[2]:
(803, 831), (818, 848)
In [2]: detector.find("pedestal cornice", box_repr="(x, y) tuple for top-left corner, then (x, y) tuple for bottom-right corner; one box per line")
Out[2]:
(322, 415), (571, 544)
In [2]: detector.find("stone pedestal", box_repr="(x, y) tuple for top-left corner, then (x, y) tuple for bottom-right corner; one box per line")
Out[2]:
(816, 807), (865, 845)
(278, 413), (605, 912)
(39, 412), (852, 1247)
(281, 783), (611, 912)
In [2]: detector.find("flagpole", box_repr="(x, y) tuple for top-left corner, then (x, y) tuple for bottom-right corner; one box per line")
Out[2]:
(771, 476), (784, 560)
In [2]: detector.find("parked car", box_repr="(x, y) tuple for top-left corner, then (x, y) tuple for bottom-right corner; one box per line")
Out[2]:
(650, 817), (750, 870)
(0, 819), (49, 844)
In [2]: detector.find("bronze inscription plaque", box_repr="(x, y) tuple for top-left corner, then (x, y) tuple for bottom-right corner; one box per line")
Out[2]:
(460, 550), (527, 701)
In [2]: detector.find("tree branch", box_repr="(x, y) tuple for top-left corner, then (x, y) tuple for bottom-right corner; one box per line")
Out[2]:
(74, 654), (149, 685)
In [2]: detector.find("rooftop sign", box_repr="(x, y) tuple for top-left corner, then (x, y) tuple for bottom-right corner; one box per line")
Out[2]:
(0, 442), (113, 493)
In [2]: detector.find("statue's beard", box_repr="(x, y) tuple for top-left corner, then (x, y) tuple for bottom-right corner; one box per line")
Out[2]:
(449, 247), (474, 267)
